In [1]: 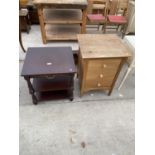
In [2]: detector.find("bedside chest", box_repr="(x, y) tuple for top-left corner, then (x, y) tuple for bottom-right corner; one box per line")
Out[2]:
(77, 34), (131, 96)
(21, 47), (76, 104)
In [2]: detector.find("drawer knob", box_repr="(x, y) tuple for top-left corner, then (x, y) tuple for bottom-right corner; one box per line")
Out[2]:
(103, 64), (107, 68)
(100, 74), (103, 78)
(97, 83), (101, 87)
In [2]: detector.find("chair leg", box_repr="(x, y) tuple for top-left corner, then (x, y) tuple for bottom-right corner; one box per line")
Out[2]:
(121, 24), (127, 39)
(103, 22), (107, 33)
(98, 24), (101, 31)
(117, 25), (120, 31)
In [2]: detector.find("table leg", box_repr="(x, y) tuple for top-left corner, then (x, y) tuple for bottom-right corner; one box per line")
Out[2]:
(38, 6), (46, 44)
(69, 75), (74, 101)
(68, 89), (73, 101)
(24, 77), (38, 105)
(81, 8), (87, 33)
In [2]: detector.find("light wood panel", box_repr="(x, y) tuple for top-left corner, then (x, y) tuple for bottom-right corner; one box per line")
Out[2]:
(78, 34), (132, 59)
(78, 34), (131, 96)
(45, 24), (81, 40)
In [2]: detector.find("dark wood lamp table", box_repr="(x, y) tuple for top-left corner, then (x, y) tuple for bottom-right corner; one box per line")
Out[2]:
(21, 47), (76, 104)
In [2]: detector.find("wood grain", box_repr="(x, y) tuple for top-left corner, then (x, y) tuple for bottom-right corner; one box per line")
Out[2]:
(43, 9), (82, 24)
(45, 24), (81, 40)
(77, 34), (132, 58)
(38, 6), (47, 44)
(78, 34), (131, 96)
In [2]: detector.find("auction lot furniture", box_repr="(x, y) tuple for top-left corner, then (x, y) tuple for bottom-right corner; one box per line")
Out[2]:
(19, 9), (31, 33)
(21, 47), (76, 104)
(33, 0), (88, 43)
(77, 34), (131, 96)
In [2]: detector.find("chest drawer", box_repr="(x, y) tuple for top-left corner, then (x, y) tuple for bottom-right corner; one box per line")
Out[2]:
(84, 58), (121, 89)
(102, 59), (121, 86)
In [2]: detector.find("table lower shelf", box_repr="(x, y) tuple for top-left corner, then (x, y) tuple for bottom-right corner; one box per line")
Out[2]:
(33, 76), (73, 92)
(32, 76), (74, 103)
(45, 24), (81, 41)
(35, 90), (73, 101)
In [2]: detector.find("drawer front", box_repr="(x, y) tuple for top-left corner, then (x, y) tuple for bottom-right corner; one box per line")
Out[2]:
(85, 60), (103, 89)
(84, 59), (121, 89)
(102, 59), (121, 86)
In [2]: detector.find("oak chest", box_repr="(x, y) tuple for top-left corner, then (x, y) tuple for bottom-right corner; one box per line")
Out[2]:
(77, 34), (131, 96)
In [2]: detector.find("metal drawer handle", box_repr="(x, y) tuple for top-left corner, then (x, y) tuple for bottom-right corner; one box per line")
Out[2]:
(46, 62), (52, 66)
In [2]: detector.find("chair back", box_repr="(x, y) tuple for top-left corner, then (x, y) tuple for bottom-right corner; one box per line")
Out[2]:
(108, 0), (128, 15)
(88, 0), (109, 16)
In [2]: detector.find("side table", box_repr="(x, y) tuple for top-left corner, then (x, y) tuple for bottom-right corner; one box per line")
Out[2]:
(77, 34), (132, 96)
(21, 47), (76, 104)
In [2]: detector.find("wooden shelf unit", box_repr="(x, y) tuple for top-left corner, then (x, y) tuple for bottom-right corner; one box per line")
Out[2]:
(45, 24), (81, 40)
(43, 9), (82, 24)
(33, 0), (88, 43)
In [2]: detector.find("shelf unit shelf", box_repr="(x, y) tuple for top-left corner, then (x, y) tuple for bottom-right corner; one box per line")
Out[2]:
(32, 76), (73, 92)
(43, 9), (82, 24)
(45, 24), (81, 40)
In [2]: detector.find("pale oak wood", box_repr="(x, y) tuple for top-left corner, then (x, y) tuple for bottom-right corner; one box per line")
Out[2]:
(78, 34), (131, 96)
(45, 24), (81, 40)
(38, 6), (47, 44)
(77, 34), (131, 59)
(43, 9), (82, 24)
(33, 0), (87, 42)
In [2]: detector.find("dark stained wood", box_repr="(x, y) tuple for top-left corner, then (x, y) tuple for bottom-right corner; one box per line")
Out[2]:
(19, 9), (31, 33)
(21, 47), (76, 76)
(33, 75), (73, 92)
(19, 22), (26, 53)
(21, 47), (76, 104)
(35, 90), (73, 101)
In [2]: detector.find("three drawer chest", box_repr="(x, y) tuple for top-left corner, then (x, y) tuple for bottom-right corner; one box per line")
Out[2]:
(77, 34), (131, 96)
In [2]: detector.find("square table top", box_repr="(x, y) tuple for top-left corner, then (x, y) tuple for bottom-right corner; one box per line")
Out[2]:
(77, 34), (132, 59)
(33, 0), (88, 6)
(21, 47), (76, 76)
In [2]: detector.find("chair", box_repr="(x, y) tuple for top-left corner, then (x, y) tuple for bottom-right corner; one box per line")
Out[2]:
(87, 0), (108, 32)
(105, 0), (128, 36)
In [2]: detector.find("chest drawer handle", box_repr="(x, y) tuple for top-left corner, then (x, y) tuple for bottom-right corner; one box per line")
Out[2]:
(103, 64), (107, 68)
(100, 74), (103, 78)
(97, 83), (101, 87)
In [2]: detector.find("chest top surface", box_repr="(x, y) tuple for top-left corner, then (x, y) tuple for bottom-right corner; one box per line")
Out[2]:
(77, 34), (132, 59)
(21, 47), (76, 76)
(33, 0), (88, 5)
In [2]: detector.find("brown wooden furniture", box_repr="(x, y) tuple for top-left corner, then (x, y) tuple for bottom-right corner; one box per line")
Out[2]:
(87, 0), (108, 32)
(33, 0), (88, 43)
(27, 0), (39, 24)
(77, 34), (131, 96)
(20, 0), (28, 8)
(106, 0), (128, 35)
(21, 47), (76, 104)
(19, 9), (31, 33)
